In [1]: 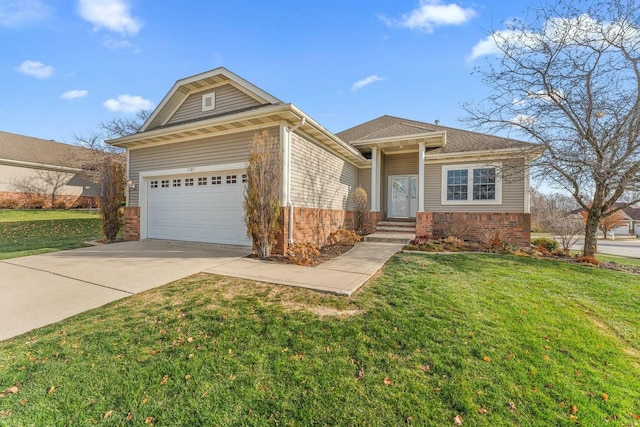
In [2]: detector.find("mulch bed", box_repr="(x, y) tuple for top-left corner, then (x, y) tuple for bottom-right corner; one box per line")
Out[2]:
(248, 243), (356, 267)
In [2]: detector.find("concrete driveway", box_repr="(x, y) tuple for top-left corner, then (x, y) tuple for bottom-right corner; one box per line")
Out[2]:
(0, 240), (250, 341)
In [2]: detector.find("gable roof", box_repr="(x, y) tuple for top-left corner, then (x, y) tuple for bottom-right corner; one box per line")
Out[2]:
(0, 131), (99, 170)
(141, 67), (282, 132)
(338, 115), (540, 157)
(569, 203), (640, 220)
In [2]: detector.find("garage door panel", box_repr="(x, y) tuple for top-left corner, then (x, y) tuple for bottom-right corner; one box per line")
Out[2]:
(146, 171), (250, 246)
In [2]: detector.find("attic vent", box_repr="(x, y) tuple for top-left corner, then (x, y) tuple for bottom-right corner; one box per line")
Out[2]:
(202, 92), (216, 112)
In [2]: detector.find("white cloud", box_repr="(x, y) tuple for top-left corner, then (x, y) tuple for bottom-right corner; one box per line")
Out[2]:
(60, 89), (88, 100)
(77, 0), (141, 35)
(351, 75), (384, 92)
(383, 0), (476, 33)
(103, 94), (153, 113)
(0, 0), (52, 27)
(15, 60), (53, 79)
(512, 114), (538, 127)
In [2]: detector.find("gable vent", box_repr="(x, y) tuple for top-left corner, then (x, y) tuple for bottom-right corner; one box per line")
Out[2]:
(202, 92), (216, 112)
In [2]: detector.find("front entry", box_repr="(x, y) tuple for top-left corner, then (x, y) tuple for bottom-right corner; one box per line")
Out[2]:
(388, 175), (418, 218)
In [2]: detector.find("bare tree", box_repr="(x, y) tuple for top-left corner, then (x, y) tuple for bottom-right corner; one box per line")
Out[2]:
(244, 130), (281, 258)
(464, 0), (640, 257)
(581, 207), (628, 239)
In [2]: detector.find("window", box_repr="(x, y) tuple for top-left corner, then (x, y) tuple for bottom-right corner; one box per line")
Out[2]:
(441, 164), (502, 204)
(173, 179), (181, 187)
(242, 174), (248, 183)
(161, 180), (170, 188)
(212, 176), (222, 185)
(202, 92), (215, 112)
(226, 175), (237, 184)
(198, 177), (207, 186)
(184, 178), (194, 187)
(150, 180), (158, 189)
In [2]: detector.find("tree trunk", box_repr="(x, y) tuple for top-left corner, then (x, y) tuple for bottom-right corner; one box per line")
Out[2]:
(583, 212), (600, 257)
(256, 237), (271, 259)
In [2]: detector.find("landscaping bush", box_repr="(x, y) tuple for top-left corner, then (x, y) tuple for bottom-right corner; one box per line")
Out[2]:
(531, 237), (559, 252)
(328, 229), (360, 246)
(52, 200), (68, 210)
(286, 242), (320, 266)
(23, 198), (47, 209)
(0, 198), (19, 209)
(352, 187), (368, 235)
(71, 198), (90, 209)
(576, 255), (602, 266)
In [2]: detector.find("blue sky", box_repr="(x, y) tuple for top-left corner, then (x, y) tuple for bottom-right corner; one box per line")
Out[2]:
(1, 0), (525, 144)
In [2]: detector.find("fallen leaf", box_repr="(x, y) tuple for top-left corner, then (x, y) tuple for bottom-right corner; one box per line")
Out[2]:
(544, 345), (551, 350)
(126, 411), (133, 421)
(104, 410), (113, 419)
(357, 367), (364, 380)
(508, 402), (517, 411)
(184, 374), (191, 380)
(160, 375), (169, 385)
(145, 416), (155, 424)
(187, 337), (194, 343)
(454, 414), (464, 425)
(142, 398), (148, 404)
(483, 356), (491, 363)
(601, 392), (608, 401)
(532, 386), (538, 392)
(19, 399), (27, 406)
(571, 405), (578, 414)
(47, 386), (57, 394)
(420, 365), (430, 372)
(383, 377), (393, 386)
(632, 414), (640, 420)
(434, 387), (441, 393)
(477, 408), (489, 414)
(544, 383), (553, 388)
(188, 353), (194, 359)
(543, 355), (550, 360)
(569, 415), (577, 421)
(406, 416), (413, 422)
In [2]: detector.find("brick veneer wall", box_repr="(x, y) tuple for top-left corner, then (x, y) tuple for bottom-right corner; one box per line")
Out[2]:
(0, 191), (98, 209)
(418, 212), (530, 247)
(123, 206), (141, 241)
(363, 211), (384, 235)
(275, 207), (355, 254)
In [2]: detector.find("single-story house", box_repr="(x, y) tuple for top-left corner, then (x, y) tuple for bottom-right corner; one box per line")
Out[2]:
(108, 67), (541, 251)
(0, 132), (101, 208)
(568, 203), (640, 237)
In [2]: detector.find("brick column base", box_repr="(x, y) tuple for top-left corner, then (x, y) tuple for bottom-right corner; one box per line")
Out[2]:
(416, 211), (433, 238)
(123, 206), (140, 241)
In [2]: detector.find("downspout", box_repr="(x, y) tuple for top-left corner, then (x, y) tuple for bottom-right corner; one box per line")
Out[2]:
(286, 117), (306, 245)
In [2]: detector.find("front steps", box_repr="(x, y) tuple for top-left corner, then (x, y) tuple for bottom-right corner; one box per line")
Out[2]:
(364, 219), (416, 244)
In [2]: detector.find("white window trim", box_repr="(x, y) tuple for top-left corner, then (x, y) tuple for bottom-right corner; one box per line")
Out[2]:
(441, 163), (502, 205)
(202, 92), (216, 112)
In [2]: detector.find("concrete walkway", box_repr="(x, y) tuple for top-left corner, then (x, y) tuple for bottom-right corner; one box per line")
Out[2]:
(206, 241), (404, 296)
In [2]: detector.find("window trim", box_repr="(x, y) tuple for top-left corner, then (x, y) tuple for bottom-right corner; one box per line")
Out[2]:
(441, 163), (502, 205)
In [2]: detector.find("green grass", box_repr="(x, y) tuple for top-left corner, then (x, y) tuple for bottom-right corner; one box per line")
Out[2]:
(0, 209), (99, 222)
(0, 254), (638, 426)
(597, 253), (640, 266)
(0, 210), (102, 259)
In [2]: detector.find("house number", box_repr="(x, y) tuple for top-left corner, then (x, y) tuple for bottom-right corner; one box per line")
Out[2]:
(186, 167), (195, 172)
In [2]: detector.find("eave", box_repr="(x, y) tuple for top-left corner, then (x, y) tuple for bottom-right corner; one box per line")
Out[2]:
(350, 131), (447, 154)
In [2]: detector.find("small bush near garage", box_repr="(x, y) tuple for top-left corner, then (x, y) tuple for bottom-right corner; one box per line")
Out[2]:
(98, 160), (126, 242)
(286, 242), (321, 266)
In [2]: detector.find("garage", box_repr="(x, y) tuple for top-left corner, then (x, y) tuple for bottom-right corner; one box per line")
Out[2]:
(145, 169), (251, 246)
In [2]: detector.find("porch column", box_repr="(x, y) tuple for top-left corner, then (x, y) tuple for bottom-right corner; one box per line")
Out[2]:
(371, 146), (380, 211)
(418, 142), (425, 212)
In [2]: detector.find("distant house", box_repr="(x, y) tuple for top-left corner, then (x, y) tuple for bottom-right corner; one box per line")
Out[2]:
(568, 203), (640, 237)
(0, 131), (101, 208)
(108, 67), (542, 250)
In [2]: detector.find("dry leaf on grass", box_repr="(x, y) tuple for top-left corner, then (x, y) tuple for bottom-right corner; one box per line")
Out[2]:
(383, 377), (392, 385)
(103, 410), (113, 419)
(482, 356), (491, 363)
(0, 386), (18, 398)
(454, 414), (464, 425)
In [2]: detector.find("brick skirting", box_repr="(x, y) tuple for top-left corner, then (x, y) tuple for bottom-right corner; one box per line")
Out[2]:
(416, 211), (531, 247)
(123, 206), (141, 241)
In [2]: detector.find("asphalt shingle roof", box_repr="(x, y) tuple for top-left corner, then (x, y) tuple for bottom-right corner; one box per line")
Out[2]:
(0, 131), (98, 169)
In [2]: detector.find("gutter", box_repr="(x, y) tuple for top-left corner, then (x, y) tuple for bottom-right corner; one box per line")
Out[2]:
(286, 117), (306, 245)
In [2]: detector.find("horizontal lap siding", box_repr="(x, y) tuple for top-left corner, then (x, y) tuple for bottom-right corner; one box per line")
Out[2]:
(425, 158), (525, 212)
(128, 127), (279, 206)
(385, 152), (419, 176)
(166, 84), (263, 126)
(358, 168), (371, 203)
(290, 132), (359, 211)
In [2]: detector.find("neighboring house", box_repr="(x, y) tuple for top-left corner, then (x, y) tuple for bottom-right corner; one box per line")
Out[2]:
(568, 203), (640, 237)
(0, 131), (100, 208)
(108, 67), (541, 251)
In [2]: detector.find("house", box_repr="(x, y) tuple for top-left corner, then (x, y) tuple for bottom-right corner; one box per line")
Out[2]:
(108, 67), (540, 251)
(0, 132), (101, 208)
(569, 203), (640, 237)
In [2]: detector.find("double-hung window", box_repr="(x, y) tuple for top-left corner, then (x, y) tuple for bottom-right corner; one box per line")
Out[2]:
(442, 164), (502, 204)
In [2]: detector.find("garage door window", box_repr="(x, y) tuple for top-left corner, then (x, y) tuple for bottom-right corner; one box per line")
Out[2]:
(150, 180), (158, 188)
(173, 179), (181, 187)
(212, 176), (222, 185)
(161, 180), (170, 188)
(242, 174), (248, 183)
(185, 178), (194, 186)
(198, 177), (207, 186)
(226, 175), (237, 184)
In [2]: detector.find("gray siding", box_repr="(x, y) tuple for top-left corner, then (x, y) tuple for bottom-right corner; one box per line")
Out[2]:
(290, 132), (359, 210)
(425, 158), (525, 212)
(385, 152), (419, 176)
(166, 84), (263, 126)
(128, 127), (279, 206)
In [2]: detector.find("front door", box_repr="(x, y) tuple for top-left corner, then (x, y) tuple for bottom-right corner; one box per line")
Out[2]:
(388, 175), (418, 218)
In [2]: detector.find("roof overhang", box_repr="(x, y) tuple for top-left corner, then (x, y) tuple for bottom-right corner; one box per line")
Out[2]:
(423, 146), (545, 164)
(350, 131), (447, 154)
(0, 158), (83, 173)
(107, 103), (368, 166)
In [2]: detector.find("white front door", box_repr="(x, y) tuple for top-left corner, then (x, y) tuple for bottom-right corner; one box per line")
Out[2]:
(388, 175), (418, 218)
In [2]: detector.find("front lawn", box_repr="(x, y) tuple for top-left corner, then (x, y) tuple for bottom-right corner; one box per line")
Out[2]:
(0, 254), (638, 426)
(0, 210), (102, 259)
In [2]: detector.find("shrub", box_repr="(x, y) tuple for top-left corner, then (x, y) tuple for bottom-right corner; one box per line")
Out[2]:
(531, 237), (559, 252)
(99, 161), (126, 242)
(286, 242), (320, 266)
(551, 247), (570, 257)
(24, 198), (47, 209)
(576, 256), (602, 266)
(0, 198), (19, 209)
(52, 200), (68, 209)
(328, 229), (361, 246)
(71, 198), (90, 209)
(352, 187), (368, 235)
(533, 244), (551, 256)
(484, 231), (506, 251)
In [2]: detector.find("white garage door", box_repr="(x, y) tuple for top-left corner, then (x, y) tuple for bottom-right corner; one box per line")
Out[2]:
(611, 224), (630, 236)
(146, 170), (251, 246)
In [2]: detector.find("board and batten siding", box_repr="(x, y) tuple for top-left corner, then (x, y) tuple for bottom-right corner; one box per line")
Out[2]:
(128, 127), (279, 206)
(166, 84), (264, 126)
(289, 132), (359, 211)
(424, 158), (525, 213)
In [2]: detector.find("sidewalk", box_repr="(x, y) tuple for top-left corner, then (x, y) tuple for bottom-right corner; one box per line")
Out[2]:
(205, 241), (403, 296)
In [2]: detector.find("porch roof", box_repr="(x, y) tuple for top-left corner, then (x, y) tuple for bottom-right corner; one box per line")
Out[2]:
(350, 131), (446, 154)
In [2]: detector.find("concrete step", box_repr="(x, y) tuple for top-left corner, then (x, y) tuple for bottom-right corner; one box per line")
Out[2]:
(376, 226), (417, 232)
(364, 232), (415, 244)
(377, 221), (416, 228)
